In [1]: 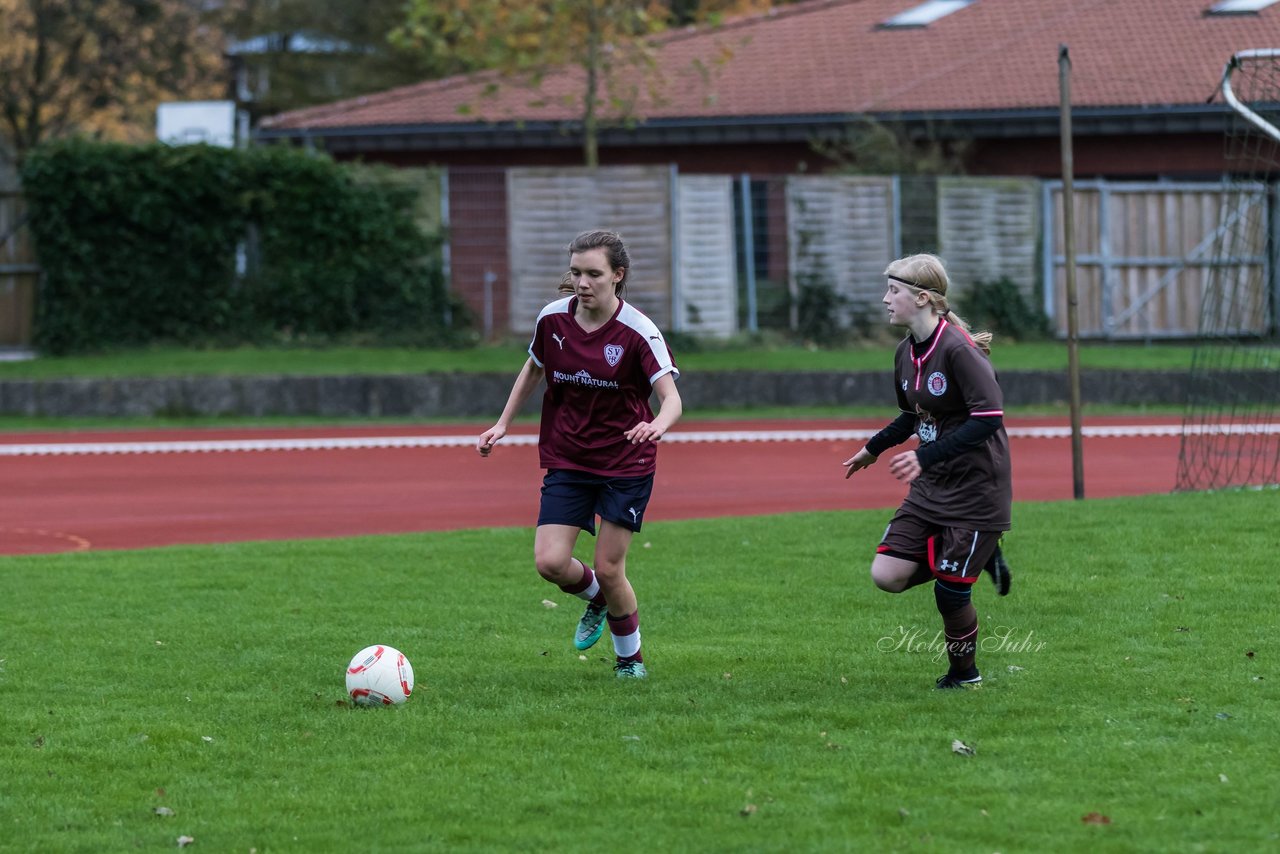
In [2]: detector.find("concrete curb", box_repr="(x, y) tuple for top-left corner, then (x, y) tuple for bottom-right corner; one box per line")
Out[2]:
(1, 368), (1264, 417)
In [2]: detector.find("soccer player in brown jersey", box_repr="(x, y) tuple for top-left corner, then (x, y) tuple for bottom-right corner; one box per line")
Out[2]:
(477, 230), (682, 680)
(843, 253), (1012, 689)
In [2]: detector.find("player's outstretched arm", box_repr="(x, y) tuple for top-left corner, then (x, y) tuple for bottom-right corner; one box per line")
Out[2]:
(478, 358), (545, 456)
(624, 373), (682, 445)
(843, 447), (878, 478)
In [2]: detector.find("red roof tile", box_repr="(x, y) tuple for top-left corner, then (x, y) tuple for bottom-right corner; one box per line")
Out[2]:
(261, 0), (1280, 131)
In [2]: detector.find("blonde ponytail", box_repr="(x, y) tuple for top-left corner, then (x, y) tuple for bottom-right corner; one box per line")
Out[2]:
(943, 309), (993, 354)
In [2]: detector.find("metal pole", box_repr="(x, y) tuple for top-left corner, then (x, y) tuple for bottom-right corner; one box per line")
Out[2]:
(670, 164), (683, 332)
(739, 174), (758, 333)
(1060, 45), (1085, 499)
(1271, 182), (1279, 337)
(483, 269), (495, 341)
(440, 169), (452, 328)
(1221, 51), (1280, 145)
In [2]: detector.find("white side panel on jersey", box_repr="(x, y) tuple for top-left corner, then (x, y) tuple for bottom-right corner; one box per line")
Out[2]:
(674, 174), (737, 338)
(528, 296), (573, 365)
(617, 303), (679, 383)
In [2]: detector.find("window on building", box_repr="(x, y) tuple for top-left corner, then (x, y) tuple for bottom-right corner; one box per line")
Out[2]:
(880, 0), (976, 28)
(1206, 0), (1280, 14)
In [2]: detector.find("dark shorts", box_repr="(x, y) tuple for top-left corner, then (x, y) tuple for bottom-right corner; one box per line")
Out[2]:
(876, 509), (1003, 586)
(537, 469), (655, 534)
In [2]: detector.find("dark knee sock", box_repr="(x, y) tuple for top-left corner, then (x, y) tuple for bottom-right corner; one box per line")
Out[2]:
(934, 579), (978, 676)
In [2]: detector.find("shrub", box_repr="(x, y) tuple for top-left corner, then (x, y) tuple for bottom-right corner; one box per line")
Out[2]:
(21, 139), (463, 354)
(795, 279), (851, 346)
(956, 277), (1052, 341)
(22, 140), (247, 353)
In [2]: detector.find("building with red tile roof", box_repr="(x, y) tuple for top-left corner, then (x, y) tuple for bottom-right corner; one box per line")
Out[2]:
(257, 0), (1280, 176)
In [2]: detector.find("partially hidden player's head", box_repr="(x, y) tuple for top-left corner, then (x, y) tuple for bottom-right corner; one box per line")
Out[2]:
(558, 271), (575, 296)
(884, 253), (992, 353)
(568, 230), (630, 298)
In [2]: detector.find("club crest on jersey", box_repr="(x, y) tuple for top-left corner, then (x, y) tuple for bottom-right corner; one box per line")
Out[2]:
(604, 344), (624, 366)
(927, 371), (948, 396)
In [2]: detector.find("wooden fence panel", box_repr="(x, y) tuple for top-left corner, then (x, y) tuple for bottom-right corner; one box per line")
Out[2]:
(785, 175), (895, 320)
(937, 177), (1039, 303)
(507, 166), (671, 333)
(675, 174), (736, 338)
(1047, 181), (1271, 338)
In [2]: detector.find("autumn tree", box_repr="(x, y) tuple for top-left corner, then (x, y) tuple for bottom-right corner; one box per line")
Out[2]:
(392, 0), (775, 168)
(665, 0), (774, 26)
(0, 0), (227, 167)
(224, 0), (447, 125)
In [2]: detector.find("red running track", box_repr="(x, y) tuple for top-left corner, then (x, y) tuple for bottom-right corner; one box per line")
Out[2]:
(0, 417), (1186, 556)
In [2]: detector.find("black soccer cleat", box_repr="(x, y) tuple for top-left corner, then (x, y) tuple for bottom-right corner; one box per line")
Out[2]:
(935, 670), (982, 690)
(984, 544), (1012, 596)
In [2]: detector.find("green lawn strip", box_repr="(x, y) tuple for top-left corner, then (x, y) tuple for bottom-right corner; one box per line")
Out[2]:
(0, 414), (524, 432)
(3, 340), (1262, 379)
(0, 403), (1194, 433)
(1, 491), (1275, 850)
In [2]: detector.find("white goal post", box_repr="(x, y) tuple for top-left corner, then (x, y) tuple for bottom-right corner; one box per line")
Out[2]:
(1175, 49), (1280, 492)
(1221, 49), (1280, 143)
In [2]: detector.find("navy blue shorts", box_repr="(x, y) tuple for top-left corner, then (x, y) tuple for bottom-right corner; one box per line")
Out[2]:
(537, 469), (655, 534)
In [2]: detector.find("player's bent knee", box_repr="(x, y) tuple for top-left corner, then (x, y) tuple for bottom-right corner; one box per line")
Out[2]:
(533, 554), (573, 583)
(592, 559), (626, 584)
(870, 566), (906, 593)
(870, 553), (922, 593)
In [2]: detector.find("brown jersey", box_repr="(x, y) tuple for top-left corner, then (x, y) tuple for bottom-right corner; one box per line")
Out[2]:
(891, 319), (1011, 530)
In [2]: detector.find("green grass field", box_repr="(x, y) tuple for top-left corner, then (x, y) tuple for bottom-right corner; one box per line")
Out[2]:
(1, 339), (1256, 379)
(2, 491), (1276, 851)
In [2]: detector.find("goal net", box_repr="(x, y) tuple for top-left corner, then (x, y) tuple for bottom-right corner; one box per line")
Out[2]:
(1175, 50), (1280, 492)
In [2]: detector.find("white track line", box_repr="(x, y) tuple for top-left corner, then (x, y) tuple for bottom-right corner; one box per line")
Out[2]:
(1, 424), (1278, 457)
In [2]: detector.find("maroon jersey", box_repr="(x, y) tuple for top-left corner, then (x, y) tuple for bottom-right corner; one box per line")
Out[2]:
(529, 296), (678, 477)
(893, 318), (1011, 530)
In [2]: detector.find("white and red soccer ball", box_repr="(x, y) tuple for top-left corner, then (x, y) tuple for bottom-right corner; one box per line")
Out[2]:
(345, 645), (414, 706)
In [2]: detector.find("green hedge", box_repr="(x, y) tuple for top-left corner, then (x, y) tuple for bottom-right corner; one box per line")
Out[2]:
(957, 277), (1052, 342)
(21, 140), (464, 354)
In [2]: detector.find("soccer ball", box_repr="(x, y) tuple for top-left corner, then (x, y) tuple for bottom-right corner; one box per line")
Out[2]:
(345, 645), (414, 706)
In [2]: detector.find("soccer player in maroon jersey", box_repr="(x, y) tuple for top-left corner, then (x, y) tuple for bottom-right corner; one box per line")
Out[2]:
(843, 253), (1012, 690)
(476, 230), (682, 680)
